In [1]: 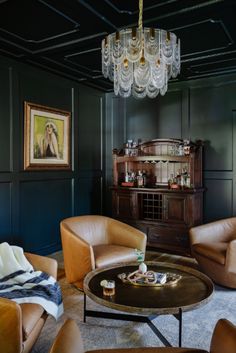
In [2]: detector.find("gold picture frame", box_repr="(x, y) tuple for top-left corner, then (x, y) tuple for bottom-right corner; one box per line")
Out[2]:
(24, 101), (71, 170)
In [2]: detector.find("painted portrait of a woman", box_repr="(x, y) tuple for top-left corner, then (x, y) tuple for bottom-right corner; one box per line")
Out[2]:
(24, 101), (70, 170)
(34, 118), (65, 160)
(39, 121), (60, 158)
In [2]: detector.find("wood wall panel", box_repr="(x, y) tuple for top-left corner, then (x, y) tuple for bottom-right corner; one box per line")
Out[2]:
(0, 54), (105, 254)
(111, 97), (126, 150)
(19, 179), (73, 253)
(19, 70), (73, 109)
(1, 50), (236, 254)
(126, 90), (183, 142)
(190, 84), (235, 171)
(77, 175), (102, 215)
(0, 66), (11, 172)
(104, 96), (126, 217)
(0, 182), (11, 242)
(78, 90), (102, 171)
(77, 87), (104, 216)
(19, 72), (74, 171)
(107, 75), (236, 224)
(204, 179), (232, 222)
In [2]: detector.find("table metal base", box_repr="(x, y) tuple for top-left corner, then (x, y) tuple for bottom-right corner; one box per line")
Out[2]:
(83, 293), (182, 347)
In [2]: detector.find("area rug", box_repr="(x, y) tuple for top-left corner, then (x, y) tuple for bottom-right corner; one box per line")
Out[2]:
(31, 252), (236, 353)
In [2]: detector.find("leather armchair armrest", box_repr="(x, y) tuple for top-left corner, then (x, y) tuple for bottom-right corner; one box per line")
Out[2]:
(108, 220), (147, 254)
(226, 239), (236, 273)
(0, 298), (22, 353)
(25, 252), (58, 280)
(189, 218), (236, 246)
(61, 223), (95, 286)
(49, 319), (84, 353)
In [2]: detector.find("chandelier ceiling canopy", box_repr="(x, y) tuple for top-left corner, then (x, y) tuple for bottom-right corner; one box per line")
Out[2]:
(101, 0), (181, 99)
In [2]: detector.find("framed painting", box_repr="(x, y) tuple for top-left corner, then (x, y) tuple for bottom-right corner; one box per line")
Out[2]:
(24, 101), (71, 170)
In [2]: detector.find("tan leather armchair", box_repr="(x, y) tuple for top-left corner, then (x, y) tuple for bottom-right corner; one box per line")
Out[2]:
(60, 215), (147, 290)
(0, 252), (57, 353)
(49, 318), (236, 353)
(189, 217), (236, 288)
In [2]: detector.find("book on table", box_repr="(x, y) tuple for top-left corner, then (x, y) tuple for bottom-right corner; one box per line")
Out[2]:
(156, 272), (167, 284)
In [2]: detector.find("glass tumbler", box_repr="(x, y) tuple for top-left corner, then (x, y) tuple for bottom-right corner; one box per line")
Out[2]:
(103, 280), (115, 296)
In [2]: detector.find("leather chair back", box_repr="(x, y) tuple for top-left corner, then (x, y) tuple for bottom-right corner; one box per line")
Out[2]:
(49, 318), (236, 353)
(190, 217), (236, 287)
(61, 215), (109, 246)
(60, 215), (147, 290)
(210, 319), (236, 353)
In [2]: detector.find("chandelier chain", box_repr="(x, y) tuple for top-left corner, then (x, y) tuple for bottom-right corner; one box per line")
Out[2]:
(138, 0), (143, 29)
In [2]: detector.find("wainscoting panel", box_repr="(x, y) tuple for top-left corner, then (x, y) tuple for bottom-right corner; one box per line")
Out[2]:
(204, 178), (232, 222)
(106, 74), (236, 224)
(190, 84), (235, 172)
(0, 65), (11, 172)
(111, 96), (126, 150)
(19, 179), (73, 254)
(0, 54), (105, 254)
(77, 175), (102, 215)
(126, 89), (183, 142)
(0, 182), (12, 242)
(19, 72), (73, 112)
(78, 91), (103, 171)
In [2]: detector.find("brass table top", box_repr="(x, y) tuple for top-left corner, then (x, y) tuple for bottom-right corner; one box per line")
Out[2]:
(83, 261), (214, 315)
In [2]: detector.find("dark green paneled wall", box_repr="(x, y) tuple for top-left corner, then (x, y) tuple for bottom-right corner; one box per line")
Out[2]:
(0, 66), (11, 172)
(1, 52), (236, 254)
(0, 55), (105, 254)
(106, 75), (236, 223)
(126, 90), (183, 141)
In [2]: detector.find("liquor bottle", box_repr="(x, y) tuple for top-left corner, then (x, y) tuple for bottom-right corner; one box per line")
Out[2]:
(142, 170), (147, 187)
(186, 172), (191, 188)
(183, 140), (191, 155)
(168, 174), (174, 189)
(176, 169), (181, 186)
(125, 172), (129, 183)
(130, 171), (135, 183)
(124, 142), (129, 155)
(182, 167), (188, 188)
(136, 170), (144, 187)
(180, 170), (185, 189)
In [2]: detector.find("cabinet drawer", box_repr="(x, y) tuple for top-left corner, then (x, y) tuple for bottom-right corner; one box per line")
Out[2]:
(148, 225), (189, 248)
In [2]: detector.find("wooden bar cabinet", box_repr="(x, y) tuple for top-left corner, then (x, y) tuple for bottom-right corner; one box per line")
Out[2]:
(111, 139), (204, 255)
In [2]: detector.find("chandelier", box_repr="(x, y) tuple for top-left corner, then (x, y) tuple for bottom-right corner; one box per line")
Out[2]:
(101, 0), (181, 99)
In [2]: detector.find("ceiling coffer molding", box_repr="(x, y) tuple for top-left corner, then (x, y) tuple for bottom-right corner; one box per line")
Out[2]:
(0, 0), (235, 91)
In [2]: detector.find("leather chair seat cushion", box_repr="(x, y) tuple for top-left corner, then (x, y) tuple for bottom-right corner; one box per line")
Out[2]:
(93, 244), (138, 268)
(20, 303), (45, 341)
(192, 242), (227, 265)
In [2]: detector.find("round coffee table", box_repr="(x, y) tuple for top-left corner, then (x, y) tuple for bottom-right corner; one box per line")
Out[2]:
(83, 261), (214, 347)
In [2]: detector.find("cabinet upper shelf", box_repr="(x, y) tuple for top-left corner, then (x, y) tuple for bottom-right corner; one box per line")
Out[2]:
(112, 138), (203, 189)
(113, 155), (190, 163)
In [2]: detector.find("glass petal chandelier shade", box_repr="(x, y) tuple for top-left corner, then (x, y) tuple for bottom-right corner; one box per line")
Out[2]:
(101, 0), (180, 99)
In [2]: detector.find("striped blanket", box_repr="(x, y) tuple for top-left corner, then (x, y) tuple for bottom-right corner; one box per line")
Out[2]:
(0, 242), (63, 320)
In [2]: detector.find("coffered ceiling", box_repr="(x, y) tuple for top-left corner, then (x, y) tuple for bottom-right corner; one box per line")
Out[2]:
(0, 0), (235, 92)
